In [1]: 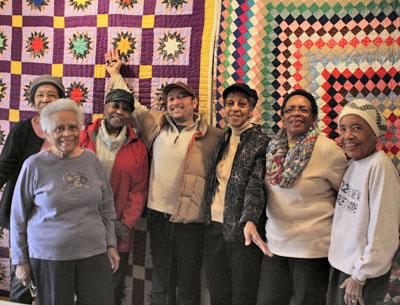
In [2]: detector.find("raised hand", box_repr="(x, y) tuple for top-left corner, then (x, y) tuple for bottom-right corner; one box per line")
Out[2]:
(104, 49), (122, 77)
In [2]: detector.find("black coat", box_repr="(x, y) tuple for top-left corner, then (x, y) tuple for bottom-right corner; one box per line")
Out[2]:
(207, 125), (269, 242)
(0, 119), (44, 228)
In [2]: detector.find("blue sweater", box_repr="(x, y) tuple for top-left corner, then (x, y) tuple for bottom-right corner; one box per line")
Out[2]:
(11, 150), (116, 265)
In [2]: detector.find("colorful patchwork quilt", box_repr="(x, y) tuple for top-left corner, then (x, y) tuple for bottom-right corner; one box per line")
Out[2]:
(216, 0), (400, 173)
(215, 1), (399, 304)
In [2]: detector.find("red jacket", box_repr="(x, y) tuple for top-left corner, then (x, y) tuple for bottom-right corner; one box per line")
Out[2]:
(80, 119), (149, 252)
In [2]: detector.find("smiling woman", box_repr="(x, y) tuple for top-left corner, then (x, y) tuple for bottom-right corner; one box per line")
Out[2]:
(256, 89), (348, 305)
(40, 99), (84, 158)
(204, 83), (269, 305)
(10, 99), (120, 305)
(0, 75), (65, 303)
(281, 90), (318, 144)
(327, 99), (399, 305)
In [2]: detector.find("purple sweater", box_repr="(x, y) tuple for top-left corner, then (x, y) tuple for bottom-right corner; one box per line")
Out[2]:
(11, 150), (116, 265)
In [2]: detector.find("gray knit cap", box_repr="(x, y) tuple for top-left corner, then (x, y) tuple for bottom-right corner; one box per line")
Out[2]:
(29, 75), (66, 104)
(338, 98), (387, 137)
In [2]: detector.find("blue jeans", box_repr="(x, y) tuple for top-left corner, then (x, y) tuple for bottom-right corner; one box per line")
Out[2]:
(148, 210), (204, 305)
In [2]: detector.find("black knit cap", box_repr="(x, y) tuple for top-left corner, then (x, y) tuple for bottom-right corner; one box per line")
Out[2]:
(105, 89), (135, 112)
(222, 83), (258, 108)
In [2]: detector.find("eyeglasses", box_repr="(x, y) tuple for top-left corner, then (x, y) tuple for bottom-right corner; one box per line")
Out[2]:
(108, 101), (133, 113)
(283, 107), (311, 115)
(166, 93), (192, 103)
(35, 92), (58, 99)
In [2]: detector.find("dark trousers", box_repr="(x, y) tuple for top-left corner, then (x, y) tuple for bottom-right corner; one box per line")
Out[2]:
(113, 252), (130, 305)
(204, 222), (263, 305)
(9, 264), (33, 304)
(326, 267), (391, 305)
(30, 253), (115, 305)
(257, 254), (330, 305)
(148, 210), (204, 305)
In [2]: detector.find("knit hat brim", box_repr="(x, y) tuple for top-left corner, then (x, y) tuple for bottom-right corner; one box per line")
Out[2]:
(30, 75), (66, 104)
(338, 99), (387, 137)
(105, 89), (135, 112)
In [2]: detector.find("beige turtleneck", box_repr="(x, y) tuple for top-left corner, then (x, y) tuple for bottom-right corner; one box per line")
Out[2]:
(95, 120), (127, 178)
(211, 121), (252, 223)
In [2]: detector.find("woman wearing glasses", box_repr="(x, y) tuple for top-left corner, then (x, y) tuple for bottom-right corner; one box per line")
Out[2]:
(0, 75), (65, 304)
(255, 90), (348, 305)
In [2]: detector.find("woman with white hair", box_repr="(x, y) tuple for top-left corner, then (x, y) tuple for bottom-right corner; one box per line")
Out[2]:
(0, 74), (65, 304)
(10, 98), (120, 305)
(327, 99), (400, 305)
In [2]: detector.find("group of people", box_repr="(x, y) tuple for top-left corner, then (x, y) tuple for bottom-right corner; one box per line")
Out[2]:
(0, 49), (398, 305)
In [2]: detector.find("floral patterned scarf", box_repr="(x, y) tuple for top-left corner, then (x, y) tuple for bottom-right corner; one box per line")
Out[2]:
(265, 127), (319, 188)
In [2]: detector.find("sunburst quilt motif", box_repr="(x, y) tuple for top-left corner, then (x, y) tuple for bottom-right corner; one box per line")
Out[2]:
(26, 0), (49, 11)
(111, 32), (136, 62)
(153, 83), (168, 111)
(68, 32), (92, 60)
(0, 31), (7, 54)
(116, 0), (137, 9)
(157, 31), (186, 62)
(23, 81), (33, 104)
(26, 31), (49, 58)
(66, 81), (89, 104)
(0, 79), (6, 103)
(162, 0), (188, 9)
(69, 0), (92, 11)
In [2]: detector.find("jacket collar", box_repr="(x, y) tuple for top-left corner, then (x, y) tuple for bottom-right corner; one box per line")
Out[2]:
(86, 118), (139, 143)
(224, 123), (261, 140)
(164, 112), (208, 137)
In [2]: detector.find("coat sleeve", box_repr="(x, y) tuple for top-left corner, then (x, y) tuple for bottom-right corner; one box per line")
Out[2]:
(352, 161), (400, 281)
(0, 123), (23, 187)
(239, 137), (267, 226)
(10, 160), (35, 265)
(121, 144), (149, 229)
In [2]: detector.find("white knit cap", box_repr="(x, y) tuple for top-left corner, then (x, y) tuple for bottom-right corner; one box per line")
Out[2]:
(338, 98), (387, 137)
